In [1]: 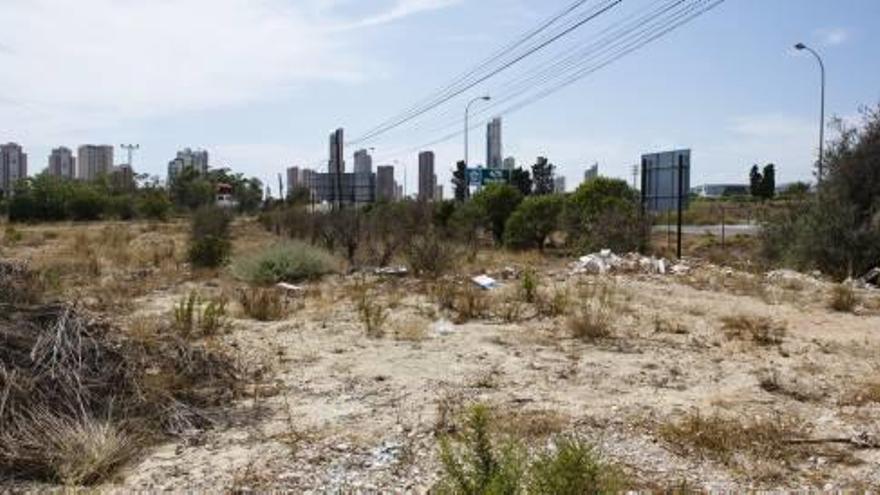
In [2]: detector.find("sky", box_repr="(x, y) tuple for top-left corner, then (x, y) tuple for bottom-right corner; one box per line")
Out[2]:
(1, 0), (878, 195)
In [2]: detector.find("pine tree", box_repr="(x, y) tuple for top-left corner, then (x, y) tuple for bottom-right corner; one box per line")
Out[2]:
(749, 164), (763, 198)
(452, 161), (469, 201)
(761, 163), (776, 200)
(532, 157), (555, 195)
(509, 167), (533, 196)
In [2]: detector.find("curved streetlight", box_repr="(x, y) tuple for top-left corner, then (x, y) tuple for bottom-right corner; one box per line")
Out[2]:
(464, 95), (491, 168)
(794, 42), (826, 182)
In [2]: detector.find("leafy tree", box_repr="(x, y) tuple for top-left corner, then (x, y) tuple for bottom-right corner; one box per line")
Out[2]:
(67, 183), (106, 221)
(761, 163), (776, 200)
(188, 206), (232, 268)
(449, 200), (487, 258)
(452, 160), (469, 202)
(504, 194), (565, 251)
(762, 104), (880, 279)
(138, 188), (173, 221)
(565, 177), (646, 253)
(509, 167), (532, 197)
(749, 164), (763, 198)
(472, 183), (523, 244)
(531, 156), (555, 195)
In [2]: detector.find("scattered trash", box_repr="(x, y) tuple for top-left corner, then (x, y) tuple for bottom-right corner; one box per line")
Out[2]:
(859, 267), (880, 288)
(431, 319), (456, 335)
(471, 274), (499, 290)
(569, 249), (669, 275)
(374, 266), (409, 277)
(276, 282), (305, 294)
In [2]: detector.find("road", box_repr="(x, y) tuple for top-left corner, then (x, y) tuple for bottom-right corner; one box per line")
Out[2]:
(652, 224), (760, 237)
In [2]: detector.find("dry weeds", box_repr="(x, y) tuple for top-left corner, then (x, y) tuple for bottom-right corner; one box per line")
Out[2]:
(720, 314), (786, 346)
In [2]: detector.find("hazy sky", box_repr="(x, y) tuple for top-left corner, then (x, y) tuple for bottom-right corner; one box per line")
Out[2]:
(1, 0), (878, 194)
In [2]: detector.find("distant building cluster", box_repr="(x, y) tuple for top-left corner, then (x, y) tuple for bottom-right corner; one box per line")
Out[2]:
(168, 148), (209, 180)
(0, 142), (142, 197)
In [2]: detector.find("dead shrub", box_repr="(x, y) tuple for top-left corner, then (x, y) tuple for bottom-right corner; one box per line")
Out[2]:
(0, 301), (239, 485)
(0, 260), (43, 304)
(653, 315), (689, 335)
(658, 410), (808, 466)
(238, 287), (288, 322)
(567, 305), (612, 342)
(391, 315), (429, 342)
(828, 284), (859, 312)
(356, 285), (388, 338)
(720, 315), (785, 346)
(536, 286), (571, 318)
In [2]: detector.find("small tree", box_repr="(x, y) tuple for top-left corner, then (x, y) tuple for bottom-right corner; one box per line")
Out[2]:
(472, 183), (523, 244)
(452, 161), (469, 202)
(504, 194), (564, 251)
(509, 167), (533, 197)
(564, 177), (646, 253)
(532, 157), (555, 195)
(761, 163), (776, 200)
(188, 206), (232, 268)
(749, 164), (763, 198)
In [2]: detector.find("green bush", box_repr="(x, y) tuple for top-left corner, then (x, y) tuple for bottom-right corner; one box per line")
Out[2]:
(762, 106), (880, 279)
(504, 194), (565, 251)
(472, 183), (523, 244)
(137, 189), (172, 221)
(67, 185), (107, 221)
(437, 404), (526, 494)
(564, 177), (647, 253)
(231, 241), (338, 284)
(528, 437), (624, 494)
(188, 207), (232, 268)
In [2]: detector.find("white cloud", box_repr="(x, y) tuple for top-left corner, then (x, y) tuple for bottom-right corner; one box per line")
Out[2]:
(815, 27), (851, 47)
(729, 114), (814, 139)
(0, 0), (461, 143)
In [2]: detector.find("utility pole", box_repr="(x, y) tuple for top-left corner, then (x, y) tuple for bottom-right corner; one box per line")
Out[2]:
(278, 173), (284, 202)
(676, 154), (684, 260)
(120, 144), (140, 167)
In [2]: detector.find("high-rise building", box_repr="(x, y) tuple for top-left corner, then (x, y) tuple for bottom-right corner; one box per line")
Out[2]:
(48, 147), (76, 179)
(354, 149), (373, 175)
(287, 166), (301, 192)
(434, 184), (444, 202)
(111, 164), (135, 191)
(376, 165), (395, 202)
(329, 128), (344, 175)
(418, 151), (436, 201)
(168, 148), (209, 181)
(77, 145), (114, 181)
(553, 176), (566, 193)
(502, 156), (516, 170)
(0, 143), (28, 196)
(486, 117), (503, 169)
(584, 163), (599, 182)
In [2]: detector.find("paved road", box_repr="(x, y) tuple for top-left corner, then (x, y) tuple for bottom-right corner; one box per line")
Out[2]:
(652, 224), (760, 236)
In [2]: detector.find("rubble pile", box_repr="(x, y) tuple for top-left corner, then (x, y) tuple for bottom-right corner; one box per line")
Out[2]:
(570, 249), (685, 276)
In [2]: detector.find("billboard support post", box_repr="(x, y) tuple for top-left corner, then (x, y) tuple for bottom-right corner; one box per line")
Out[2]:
(676, 154), (684, 260)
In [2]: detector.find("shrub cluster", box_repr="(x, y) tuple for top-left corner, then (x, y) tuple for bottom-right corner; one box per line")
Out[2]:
(188, 206), (232, 268)
(231, 241), (338, 285)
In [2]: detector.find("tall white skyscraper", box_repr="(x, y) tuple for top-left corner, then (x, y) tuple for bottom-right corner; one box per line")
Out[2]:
(77, 145), (114, 181)
(354, 149), (373, 175)
(0, 143), (28, 195)
(486, 117), (503, 169)
(48, 147), (76, 179)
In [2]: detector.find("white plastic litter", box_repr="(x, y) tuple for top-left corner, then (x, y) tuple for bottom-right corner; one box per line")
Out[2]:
(471, 275), (499, 290)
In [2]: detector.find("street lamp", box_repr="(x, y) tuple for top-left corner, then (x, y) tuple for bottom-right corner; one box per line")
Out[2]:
(464, 96), (491, 167)
(794, 42), (826, 182)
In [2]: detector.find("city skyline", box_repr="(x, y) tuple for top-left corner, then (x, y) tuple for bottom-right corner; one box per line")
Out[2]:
(0, 1), (878, 194)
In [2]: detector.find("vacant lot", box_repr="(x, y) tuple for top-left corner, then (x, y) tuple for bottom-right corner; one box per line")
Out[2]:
(2, 219), (879, 491)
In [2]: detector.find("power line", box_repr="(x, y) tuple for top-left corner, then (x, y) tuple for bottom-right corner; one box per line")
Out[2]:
(373, 0), (724, 164)
(348, 0), (623, 145)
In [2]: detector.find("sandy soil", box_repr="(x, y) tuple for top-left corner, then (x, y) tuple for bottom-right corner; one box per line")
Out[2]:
(3, 220), (879, 492)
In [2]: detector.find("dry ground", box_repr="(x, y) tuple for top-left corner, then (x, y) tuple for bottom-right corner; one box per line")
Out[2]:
(2, 219), (879, 492)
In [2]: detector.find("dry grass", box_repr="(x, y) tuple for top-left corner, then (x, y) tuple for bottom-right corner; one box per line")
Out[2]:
(391, 315), (430, 342)
(237, 287), (289, 322)
(566, 281), (618, 342)
(357, 288), (389, 338)
(0, 413), (140, 486)
(653, 315), (689, 335)
(828, 284), (859, 313)
(841, 379), (880, 406)
(720, 314), (786, 346)
(495, 409), (569, 440)
(658, 410), (809, 466)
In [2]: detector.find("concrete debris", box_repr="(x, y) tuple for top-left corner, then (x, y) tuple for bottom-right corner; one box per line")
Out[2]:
(765, 269), (823, 288)
(276, 282), (304, 294)
(471, 275), (499, 290)
(374, 266), (409, 277)
(859, 267), (880, 288)
(570, 249), (671, 275)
